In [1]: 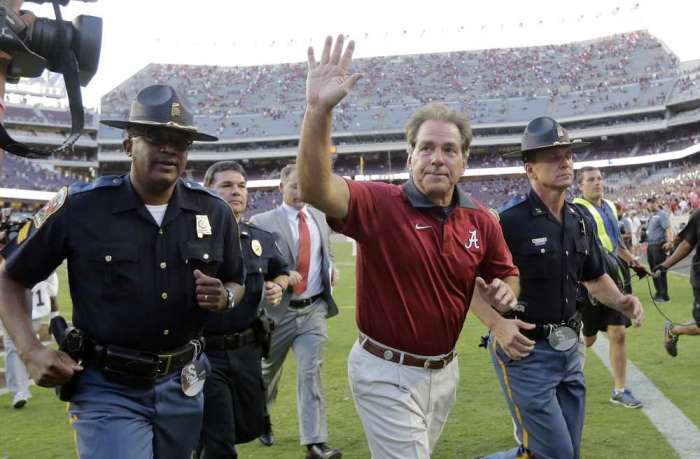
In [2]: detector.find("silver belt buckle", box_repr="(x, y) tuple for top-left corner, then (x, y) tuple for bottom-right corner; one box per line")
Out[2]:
(547, 325), (578, 351)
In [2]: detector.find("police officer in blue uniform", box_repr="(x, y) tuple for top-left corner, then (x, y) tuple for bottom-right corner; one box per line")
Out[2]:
(481, 117), (644, 459)
(0, 84), (245, 459)
(198, 161), (290, 458)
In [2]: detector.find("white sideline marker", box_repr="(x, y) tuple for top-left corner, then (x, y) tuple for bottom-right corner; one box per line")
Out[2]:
(591, 336), (700, 459)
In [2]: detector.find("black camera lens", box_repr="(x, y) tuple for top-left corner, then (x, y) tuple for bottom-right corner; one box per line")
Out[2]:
(26, 14), (102, 86)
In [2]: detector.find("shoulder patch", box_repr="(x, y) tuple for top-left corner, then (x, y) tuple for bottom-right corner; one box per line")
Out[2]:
(68, 175), (125, 195)
(33, 187), (67, 229)
(15, 220), (32, 245)
(497, 194), (527, 214)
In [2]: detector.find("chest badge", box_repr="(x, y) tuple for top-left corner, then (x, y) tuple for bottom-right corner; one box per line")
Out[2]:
(465, 229), (480, 250)
(251, 239), (263, 256)
(196, 215), (212, 238)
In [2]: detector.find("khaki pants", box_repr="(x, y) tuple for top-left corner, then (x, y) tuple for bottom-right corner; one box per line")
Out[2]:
(348, 339), (459, 459)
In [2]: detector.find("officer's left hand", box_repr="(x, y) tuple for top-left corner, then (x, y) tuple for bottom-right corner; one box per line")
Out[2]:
(194, 269), (227, 310)
(264, 281), (284, 305)
(616, 294), (644, 327)
(475, 276), (517, 314)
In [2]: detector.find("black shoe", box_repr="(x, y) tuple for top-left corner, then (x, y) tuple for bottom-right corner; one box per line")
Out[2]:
(663, 295), (671, 302)
(259, 416), (274, 447)
(653, 295), (668, 303)
(305, 443), (342, 459)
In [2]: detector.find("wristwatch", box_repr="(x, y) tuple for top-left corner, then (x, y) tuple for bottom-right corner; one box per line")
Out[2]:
(225, 287), (236, 309)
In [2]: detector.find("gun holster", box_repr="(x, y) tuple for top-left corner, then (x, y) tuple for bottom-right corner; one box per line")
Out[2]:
(252, 313), (275, 359)
(49, 316), (87, 401)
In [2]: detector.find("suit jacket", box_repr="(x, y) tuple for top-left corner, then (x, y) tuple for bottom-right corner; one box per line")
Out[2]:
(251, 205), (338, 321)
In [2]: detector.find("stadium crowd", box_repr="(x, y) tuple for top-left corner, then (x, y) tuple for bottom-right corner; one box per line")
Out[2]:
(98, 31), (678, 139)
(0, 151), (82, 191)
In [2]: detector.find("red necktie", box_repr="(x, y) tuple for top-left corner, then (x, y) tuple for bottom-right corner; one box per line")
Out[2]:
(294, 211), (311, 295)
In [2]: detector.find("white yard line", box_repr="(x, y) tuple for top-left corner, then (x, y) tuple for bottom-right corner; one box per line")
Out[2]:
(591, 335), (700, 459)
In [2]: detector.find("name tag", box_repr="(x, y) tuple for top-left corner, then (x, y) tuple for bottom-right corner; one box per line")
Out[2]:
(532, 237), (547, 247)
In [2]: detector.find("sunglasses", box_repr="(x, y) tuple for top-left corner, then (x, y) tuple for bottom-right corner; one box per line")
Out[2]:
(129, 127), (193, 150)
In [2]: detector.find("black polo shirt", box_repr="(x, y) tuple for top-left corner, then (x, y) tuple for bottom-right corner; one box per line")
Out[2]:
(3, 175), (243, 352)
(204, 221), (289, 335)
(499, 189), (605, 324)
(679, 209), (700, 288)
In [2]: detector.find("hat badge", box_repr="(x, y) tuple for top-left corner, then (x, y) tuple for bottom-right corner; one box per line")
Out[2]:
(556, 123), (565, 139)
(171, 102), (182, 119)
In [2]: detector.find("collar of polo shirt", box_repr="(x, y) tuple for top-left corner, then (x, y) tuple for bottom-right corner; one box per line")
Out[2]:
(402, 179), (477, 210)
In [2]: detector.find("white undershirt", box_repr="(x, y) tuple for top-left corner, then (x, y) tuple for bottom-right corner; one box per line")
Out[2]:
(145, 203), (168, 226)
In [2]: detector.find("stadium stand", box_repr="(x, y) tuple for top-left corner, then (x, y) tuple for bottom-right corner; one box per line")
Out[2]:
(1, 72), (98, 190)
(5, 31), (700, 221)
(98, 30), (679, 140)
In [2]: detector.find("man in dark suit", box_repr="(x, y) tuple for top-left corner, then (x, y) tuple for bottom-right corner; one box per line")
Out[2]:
(251, 164), (341, 459)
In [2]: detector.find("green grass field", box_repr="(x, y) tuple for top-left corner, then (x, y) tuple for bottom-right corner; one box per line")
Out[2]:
(1, 241), (698, 458)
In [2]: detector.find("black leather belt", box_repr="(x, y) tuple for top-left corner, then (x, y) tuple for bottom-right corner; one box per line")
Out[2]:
(289, 293), (323, 309)
(521, 324), (554, 341)
(205, 328), (257, 351)
(520, 317), (582, 341)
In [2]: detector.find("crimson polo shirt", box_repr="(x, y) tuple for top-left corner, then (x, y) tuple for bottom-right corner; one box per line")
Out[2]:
(327, 179), (519, 355)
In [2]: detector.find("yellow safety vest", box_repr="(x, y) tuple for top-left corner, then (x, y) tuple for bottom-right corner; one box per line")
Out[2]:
(573, 197), (618, 253)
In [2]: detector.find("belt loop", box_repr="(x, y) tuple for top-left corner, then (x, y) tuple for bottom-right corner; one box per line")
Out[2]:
(398, 351), (405, 365)
(189, 339), (201, 359)
(161, 354), (173, 375)
(359, 333), (368, 347)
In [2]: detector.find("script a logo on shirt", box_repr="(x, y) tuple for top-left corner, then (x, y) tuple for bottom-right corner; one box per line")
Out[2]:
(465, 229), (480, 250)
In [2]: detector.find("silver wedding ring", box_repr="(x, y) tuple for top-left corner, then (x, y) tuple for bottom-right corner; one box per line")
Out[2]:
(204, 295), (208, 301)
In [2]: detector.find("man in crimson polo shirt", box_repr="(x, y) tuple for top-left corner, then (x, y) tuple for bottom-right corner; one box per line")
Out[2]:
(294, 35), (536, 459)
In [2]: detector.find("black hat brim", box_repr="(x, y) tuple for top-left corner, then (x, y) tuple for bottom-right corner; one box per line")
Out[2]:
(100, 119), (218, 142)
(502, 139), (590, 159)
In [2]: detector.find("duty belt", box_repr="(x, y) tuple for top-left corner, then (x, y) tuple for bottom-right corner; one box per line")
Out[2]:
(359, 333), (455, 370)
(289, 293), (323, 309)
(520, 316), (582, 341)
(205, 328), (257, 351)
(83, 339), (203, 388)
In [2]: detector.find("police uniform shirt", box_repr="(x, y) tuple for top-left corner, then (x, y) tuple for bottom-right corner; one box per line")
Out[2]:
(3, 175), (244, 351)
(679, 209), (700, 288)
(499, 190), (605, 323)
(204, 221), (290, 335)
(647, 209), (671, 244)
